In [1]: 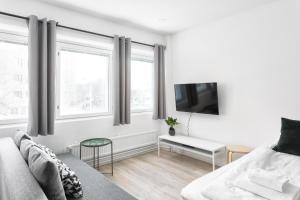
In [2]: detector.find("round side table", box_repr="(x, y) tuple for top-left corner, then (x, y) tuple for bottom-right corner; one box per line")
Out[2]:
(227, 145), (252, 163)
(80, 138), (113, 175)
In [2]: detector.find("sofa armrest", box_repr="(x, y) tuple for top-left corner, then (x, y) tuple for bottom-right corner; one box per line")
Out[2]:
(0, 137), (47, 200)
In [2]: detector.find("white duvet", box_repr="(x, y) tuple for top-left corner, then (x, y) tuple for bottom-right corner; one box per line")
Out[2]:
(181, 147), (300, 200)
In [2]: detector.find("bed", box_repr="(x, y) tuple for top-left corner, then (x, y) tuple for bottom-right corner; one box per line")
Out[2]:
(181, 146), (300, 200)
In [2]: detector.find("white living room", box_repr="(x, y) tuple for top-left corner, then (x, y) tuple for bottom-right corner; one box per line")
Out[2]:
(0, 0), (300, 200)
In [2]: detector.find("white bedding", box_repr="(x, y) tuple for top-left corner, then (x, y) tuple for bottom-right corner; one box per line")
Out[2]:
(181, 147), (300, 200)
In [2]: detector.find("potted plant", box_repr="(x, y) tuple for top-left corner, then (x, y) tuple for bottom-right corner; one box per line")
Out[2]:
(165, 117), (179, 136)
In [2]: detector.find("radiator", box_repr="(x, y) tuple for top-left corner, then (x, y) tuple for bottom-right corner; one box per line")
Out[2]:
(67, 131), (158, 166)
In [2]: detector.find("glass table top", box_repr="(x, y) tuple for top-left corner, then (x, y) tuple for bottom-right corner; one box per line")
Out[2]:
(80, 138), (112, 147)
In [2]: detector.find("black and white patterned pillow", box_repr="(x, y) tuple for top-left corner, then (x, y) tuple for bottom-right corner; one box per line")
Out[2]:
(35, 144), (57, 158)
(56, 159), (83, 199)
(36, 144), (83, 199)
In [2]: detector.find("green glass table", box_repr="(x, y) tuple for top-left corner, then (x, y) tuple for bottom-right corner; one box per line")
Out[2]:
(80, 138), (113, 175)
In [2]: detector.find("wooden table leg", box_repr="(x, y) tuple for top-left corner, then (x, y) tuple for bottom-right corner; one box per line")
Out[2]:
(212, 151), (215, 171)
(227, 150), (229, 163)
(228, 151), (233, 163)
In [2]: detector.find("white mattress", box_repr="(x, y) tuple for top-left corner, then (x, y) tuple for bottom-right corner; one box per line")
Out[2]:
(181, 147), (300, 200)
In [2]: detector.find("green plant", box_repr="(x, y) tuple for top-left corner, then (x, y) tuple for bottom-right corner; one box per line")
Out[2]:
(165, 116), (179, 128)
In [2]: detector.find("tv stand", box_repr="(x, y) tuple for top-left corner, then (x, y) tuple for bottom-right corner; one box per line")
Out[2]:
(158, 135), (226, 171)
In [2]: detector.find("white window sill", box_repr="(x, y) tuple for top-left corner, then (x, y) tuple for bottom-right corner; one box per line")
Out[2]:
(0, 122), (27, 129)
(131, 110), (153, 114)
(0, 112), (154, 129)
(55, 114), (112, 124)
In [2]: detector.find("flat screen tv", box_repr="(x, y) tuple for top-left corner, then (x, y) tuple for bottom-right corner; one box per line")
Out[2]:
(174, 83), (219, 115)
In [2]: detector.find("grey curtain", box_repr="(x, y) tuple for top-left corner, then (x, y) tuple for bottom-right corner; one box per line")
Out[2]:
(113, 36), (131, 125)
(27, 15), (57, 136)
(153, 44), (166, 120)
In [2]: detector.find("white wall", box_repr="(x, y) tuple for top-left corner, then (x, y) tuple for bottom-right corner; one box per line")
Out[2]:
(166, 0), (300, 148)
(0, 0), (166, 153)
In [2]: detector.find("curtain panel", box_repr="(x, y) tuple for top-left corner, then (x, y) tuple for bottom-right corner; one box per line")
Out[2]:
(113, 36), (131, 125)
(153, 44), (166, 120)
(27, 15), (57, 136)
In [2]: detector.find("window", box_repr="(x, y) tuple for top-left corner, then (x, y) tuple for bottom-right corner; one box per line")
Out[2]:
(131, 57), (154, 112)
(57, 43), (111, 118)
(0, 36), (28, 123)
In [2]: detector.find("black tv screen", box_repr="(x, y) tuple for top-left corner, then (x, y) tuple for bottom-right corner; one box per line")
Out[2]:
(174, 83), (219, 115)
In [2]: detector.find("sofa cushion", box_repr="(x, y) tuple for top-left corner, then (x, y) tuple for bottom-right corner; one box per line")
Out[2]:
(0, 137), (47, 200)
(14, 130), (31, 148)
(57, 153), (137, 200)
(20, 139), (36, 162)
(35, 144), (83, 199)
(28, 145), (66, 200)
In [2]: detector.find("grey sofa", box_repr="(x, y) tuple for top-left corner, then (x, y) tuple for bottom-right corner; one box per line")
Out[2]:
(0, 137), (137, 200)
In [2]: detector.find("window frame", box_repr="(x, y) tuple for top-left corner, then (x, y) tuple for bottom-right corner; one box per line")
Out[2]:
(131, 53), (154, 113)
(56, 41), (113, 120)
(0, 31), (28, 125)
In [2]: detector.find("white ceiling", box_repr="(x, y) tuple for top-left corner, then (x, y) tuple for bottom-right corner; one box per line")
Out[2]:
(38, 0), (276, 34)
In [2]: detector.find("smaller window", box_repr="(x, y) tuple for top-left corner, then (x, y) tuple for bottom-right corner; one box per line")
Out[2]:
(0, 34), (28, 124)
(131, 57), (154, 112)
(57, 43), (111, 119)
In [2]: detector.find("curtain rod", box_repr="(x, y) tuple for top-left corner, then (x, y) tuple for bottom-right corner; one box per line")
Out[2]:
(0, 11), (155, 48)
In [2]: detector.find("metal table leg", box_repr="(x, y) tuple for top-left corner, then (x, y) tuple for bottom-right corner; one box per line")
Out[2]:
(158, 138), (160, 156)
(79, 144), (82, 160)
(111, 142), (113, 176)
(97, 146), (100, 169)
(93, 147), (96, 168)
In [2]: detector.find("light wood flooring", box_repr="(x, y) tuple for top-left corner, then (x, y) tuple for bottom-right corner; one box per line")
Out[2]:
(100, 150), (211, 200)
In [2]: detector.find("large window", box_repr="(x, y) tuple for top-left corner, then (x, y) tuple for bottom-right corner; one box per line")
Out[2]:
(0, 35), (28, 123)
(57, 43), (111, 118)
(131, 57), (154, 112)
(0, 29), (156, 124)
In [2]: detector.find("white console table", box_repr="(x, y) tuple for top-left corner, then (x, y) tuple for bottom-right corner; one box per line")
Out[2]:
(158, 135), (226, 171)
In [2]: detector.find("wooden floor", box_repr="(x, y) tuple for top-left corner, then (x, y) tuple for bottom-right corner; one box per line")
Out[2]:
(100, 150), (211, 200)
